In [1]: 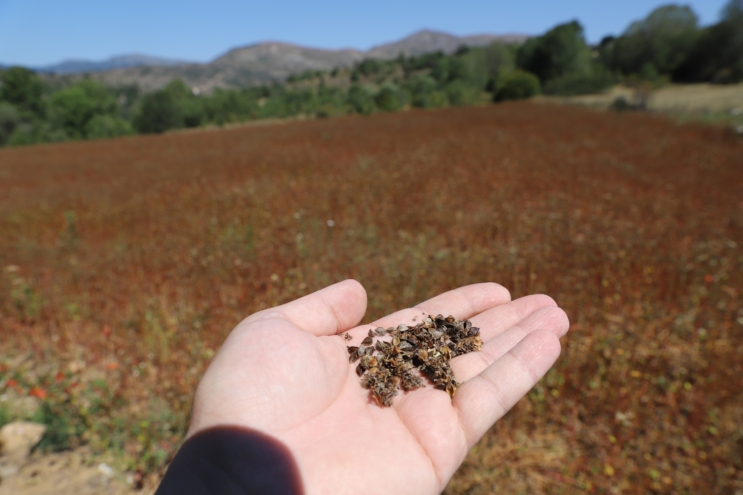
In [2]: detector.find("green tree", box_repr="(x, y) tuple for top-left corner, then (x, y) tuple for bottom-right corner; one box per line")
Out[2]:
(0, 102), (20, 145)
(404, 75), (439, 108)
(494, 71), (541, 102)
(0, 67), (45, 117)
(516, 21), (591, 82)
(85, 114), (133, 139)
(610, 5), (700, 76)
(133, 90), (182, 134)
(160, 80), (204, 127)
(444, 81), (480, 106)
(674, 0), (743, 82)
(49, 80), (117, 139)
(482, 43), (517, 88)
(205, 89), (259, 125)
(375, 87), (402, 112)
(347, 85), (375, 115)
(357, 59), (384, 77)
(542, 66), (618, 96)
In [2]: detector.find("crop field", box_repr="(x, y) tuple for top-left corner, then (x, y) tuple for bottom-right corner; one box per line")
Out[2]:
(0, 103), (741, 493)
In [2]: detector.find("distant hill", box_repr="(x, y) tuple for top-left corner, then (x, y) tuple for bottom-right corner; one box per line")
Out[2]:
(35, 54), (192, 74)
(366, 30), (528, 59)
(29, 29), (529, 92)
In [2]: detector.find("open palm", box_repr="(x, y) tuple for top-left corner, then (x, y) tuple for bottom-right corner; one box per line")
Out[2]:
(186, 280), (569, 494)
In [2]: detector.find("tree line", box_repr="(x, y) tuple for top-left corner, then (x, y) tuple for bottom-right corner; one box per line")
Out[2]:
(1, 0), (741, 147)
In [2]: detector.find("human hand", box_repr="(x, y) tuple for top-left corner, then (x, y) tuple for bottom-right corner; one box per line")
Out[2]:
(165, 280), (569, 495)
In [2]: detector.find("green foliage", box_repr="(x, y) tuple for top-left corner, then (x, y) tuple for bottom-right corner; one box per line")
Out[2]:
(85, 114), (133, 139)
(404, 75), (440, 108)
(133, 80), (208, 133)
(0, 102), (20, 145)
(494, 71), (541, 101)
(7, 121), (67, 146)
(543, 65), (619, 96)
(357, 59), (385, 77)
(435, 43), (517, 92)
(347, 85), (375, 115)
(444, 81), (480, 106)
(608, 5), (700, 76)
(163, 80), (205, 127)
(133, 90), (183, 134)
(517, 21), (592, 82)
(375, 87), (403, 112)
(0, 404), (9, 429)
(3, 8), (738, 149)
(0, 67), (45, 117)
(674, 0), (743, 83)
(49, 80), (118, 139)
(32, 401), (85, 452)
(206, 88), (259, 124)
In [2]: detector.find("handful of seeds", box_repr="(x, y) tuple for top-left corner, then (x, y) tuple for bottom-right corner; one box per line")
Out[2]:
(346, 314), (482, 406)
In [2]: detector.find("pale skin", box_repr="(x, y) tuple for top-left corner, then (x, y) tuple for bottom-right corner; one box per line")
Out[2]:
(187, 280), (569, 494)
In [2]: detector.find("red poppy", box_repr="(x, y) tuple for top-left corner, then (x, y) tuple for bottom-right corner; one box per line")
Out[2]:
(29, 387), (47, 399)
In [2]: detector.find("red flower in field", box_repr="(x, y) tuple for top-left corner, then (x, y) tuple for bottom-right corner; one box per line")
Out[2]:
(5, 378), (18, 388)
(102, 325), (112, 337)
(704, 274), (713, 284)
(105, 362), (120, 371)
(55, 371), (65, 382)
(29, 387), (47, 399)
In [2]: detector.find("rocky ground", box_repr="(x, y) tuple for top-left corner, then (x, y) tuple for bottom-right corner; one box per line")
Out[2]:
(0, 422), (157, 495)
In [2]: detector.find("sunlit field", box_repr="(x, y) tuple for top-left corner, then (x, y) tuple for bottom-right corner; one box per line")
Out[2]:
(1, 103), (741, 493)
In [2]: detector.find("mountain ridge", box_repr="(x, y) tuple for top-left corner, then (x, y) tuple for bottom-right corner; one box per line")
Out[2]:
(34, 54), (195, 74)
(21, 29), (529, 92)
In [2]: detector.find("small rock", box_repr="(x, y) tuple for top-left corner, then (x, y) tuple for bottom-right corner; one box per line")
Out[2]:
(97, 462), (115, 478)
(0, 421), (46, 478)
(0, 422), (46, 458)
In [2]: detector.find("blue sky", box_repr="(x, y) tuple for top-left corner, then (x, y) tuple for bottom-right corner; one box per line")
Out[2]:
(0, 0), (730, 67)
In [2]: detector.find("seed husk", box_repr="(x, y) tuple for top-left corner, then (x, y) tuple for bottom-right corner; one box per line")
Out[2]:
(347, 315), (482, 406)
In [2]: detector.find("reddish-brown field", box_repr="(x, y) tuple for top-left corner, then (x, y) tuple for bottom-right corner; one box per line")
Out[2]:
(1, 103), (741, 493)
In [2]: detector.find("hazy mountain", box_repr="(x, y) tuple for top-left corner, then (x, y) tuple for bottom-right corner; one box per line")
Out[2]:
(29, 29), (529, 92)
(366, 30), (528, 59)
(35, 54), (192, 74)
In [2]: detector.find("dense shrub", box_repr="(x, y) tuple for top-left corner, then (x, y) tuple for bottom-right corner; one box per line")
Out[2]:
(0, 67), (45, 117)
(607, 5), (699, 76)
(494, 71), (541, 101)
(543, 70), (618, 96)
(133, 91), (182, 134)
(85, 115), (133, 139)
(517, 21), (591, 82)
(0, 102), (20, 145)
(347, 84), (374, 115)
(49, 80), (118, 139)
(375, 87), (403, 112)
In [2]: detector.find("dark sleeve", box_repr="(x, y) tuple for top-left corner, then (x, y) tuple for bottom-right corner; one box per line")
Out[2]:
(155, 426), (304, 495)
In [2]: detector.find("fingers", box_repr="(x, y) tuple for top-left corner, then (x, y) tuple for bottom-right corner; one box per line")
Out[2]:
(451, 305), (569, 382)
(453, 330), (561, 448)
(244, 279), (367, 336)
(470, 294), (558, 342)
(372, 283), (511, 328)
